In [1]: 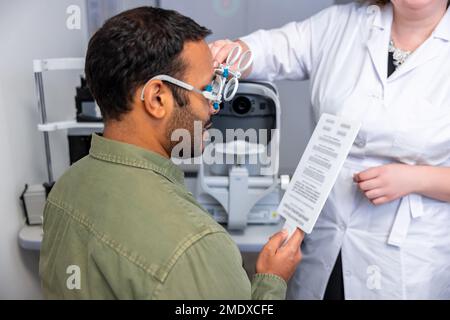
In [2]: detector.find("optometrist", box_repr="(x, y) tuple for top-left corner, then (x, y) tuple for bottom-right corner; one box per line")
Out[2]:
(210, 0), (450, 299)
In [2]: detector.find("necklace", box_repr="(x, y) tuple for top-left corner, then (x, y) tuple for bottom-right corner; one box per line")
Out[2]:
(388, 39), (412, 68)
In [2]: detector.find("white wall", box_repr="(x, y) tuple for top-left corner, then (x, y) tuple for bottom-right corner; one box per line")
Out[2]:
(86, 0), (157, 36)
(0, 0), (88, 299)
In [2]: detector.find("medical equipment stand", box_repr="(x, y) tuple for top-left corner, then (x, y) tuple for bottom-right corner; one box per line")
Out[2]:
(19, 58), (103, 249)
(33, 58), (99, 191)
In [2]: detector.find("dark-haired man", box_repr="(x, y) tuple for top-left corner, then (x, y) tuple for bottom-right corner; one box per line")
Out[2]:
(39, 6), (303, 299)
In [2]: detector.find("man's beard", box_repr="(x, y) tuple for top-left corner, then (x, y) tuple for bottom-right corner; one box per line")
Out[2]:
(166, 104), (211, 159)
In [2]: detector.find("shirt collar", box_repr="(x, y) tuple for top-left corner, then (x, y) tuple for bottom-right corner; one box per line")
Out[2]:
(433, 7), (450, 41)
(369, 3), (393, 30)
(89, 134), (185, 186)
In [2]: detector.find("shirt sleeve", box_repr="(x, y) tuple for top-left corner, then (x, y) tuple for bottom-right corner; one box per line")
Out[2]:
(240, 19), (314, 82)
(239, 4), (351, 82)
(151, 232), (287, 300)
(251, 273), (287, 300)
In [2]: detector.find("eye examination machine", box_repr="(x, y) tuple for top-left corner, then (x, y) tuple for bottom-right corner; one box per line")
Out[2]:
(185, 81), (289, 230)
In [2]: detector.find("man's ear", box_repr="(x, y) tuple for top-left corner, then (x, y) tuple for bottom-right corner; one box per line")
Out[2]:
(140, 80), (173, 119)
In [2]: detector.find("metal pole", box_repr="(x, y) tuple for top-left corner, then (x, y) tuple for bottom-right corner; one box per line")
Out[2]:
(34, 72), (54, 183)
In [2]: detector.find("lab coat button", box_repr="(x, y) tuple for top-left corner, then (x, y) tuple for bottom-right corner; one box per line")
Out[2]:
(370, 93), (381, 100)
(354, 134), (366, 148)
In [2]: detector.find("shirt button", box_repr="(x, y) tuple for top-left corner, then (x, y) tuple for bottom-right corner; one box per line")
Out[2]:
(371, 93), (381, 100)
(354, 134), (366, 148)
(344, 270), (352, 277)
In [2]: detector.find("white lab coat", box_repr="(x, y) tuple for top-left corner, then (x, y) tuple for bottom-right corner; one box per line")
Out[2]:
(241, 3), (450, 299)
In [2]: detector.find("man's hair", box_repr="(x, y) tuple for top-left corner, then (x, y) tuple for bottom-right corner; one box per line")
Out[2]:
(85, 7), (211, 121)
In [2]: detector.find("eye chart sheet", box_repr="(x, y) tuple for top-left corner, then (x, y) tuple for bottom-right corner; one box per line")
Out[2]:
(278, 113), (361, 234)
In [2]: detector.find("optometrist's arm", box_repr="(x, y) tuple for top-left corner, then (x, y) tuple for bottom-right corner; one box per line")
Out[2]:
(151, 229), (303, 300)
(209, 17), (314, 82)
(239, 19), (315, 82)
(355, 164), (450, 205)
(210, 5), (343, 82)
(414, 166), (450, 202)
(210, 5), (361, 82)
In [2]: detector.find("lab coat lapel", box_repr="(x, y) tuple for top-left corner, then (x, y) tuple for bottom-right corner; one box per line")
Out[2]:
(366, 4), (393, 88)
(388, 8), (450, 82)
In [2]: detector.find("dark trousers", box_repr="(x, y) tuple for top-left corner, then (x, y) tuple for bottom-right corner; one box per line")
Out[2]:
(323, 251), (345, 300)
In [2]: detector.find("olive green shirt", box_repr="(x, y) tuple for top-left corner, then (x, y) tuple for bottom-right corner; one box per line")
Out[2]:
(39, 134), (286, 299)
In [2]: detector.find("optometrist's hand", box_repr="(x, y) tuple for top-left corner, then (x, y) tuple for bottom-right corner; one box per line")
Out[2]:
(256, 228), (304, 282)
(208, 39), (252, 77)
(354, 163), (418, 205)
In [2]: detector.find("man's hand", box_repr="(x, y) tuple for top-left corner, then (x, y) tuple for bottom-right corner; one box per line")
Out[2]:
(208, 39), (252, 77)
(256, 228), (304, 282)
(354, 163), (418, 205)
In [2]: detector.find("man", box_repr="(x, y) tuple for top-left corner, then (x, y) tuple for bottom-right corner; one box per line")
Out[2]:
(39, 6), (303, 299)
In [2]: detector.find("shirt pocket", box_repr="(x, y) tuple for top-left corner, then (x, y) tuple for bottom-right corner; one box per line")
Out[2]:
(391, 98), (446, 164)
(392, 133), (426, 164)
